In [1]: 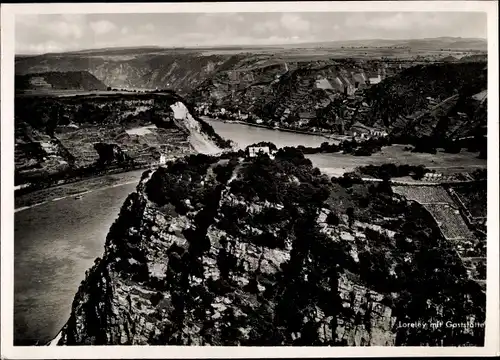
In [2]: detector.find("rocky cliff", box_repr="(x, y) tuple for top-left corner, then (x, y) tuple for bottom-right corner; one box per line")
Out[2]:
(56, 150), (485, 346)
(16, 52), (246, 94)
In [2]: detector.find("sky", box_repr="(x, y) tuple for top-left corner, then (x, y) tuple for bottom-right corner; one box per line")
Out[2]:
(15, 12), (487, 54)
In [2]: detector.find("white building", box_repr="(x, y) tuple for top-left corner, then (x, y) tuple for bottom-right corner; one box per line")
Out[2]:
(368, 75), (382, 85)
(247, 146), (275, 159)
(159, 154), (167, 165)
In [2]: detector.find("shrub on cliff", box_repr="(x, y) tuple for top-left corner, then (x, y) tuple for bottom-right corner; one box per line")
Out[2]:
(150, 292), (164, 306)
(146, 154), (219, 209)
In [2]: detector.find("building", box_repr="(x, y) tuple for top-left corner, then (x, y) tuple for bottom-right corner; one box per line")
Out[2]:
(350, 121), (373, 136)
(159, 154), (167, 165)
(370, 129), (388, 137)
(423, 172), (443, 180)
(247, 146), (275, 159)
(332, 76), (356, 96)
(368, 74), (382, 85)
(352, 73), (368, 90)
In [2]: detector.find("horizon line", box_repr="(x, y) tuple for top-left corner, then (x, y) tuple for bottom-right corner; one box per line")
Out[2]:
(15, 35), (488, 57)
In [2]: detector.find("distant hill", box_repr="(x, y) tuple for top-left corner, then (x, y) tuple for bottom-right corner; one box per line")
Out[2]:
(15, 37), (486, 93)
(191, 59), (487, 142)
(359, 62), (487, 139)
(459, 54), (488, 63)
(14, 40), (488, 145)
(15, 53), (245, 94)
(440, 55), (458, 62)
(19, 37), (486, 55)
(15, 71), (107, 91)
(273, 37), (486, 51)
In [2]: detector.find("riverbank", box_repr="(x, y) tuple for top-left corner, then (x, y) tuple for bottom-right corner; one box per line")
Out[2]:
(15, 169), (146, 211)
(16, 161), (150, 196)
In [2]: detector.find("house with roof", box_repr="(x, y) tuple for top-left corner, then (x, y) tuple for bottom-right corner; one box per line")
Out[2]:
(349, 121), (373, 136)
(246, 145), (277, 160)
(332, 76), (356, 96)
(367, 72), (382, 85)
(352, 72), (368, 90)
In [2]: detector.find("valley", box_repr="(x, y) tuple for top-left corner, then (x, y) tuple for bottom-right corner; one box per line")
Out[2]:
(13, 36), (489, 347)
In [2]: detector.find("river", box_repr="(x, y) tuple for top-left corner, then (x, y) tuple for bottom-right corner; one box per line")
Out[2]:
(14, 182), (137, 345)
(203, 118), (332, 149)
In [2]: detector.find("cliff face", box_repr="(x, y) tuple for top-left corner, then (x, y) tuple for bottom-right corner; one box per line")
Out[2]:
(16, 53), (246, 94)
(57, 150), (485, 346)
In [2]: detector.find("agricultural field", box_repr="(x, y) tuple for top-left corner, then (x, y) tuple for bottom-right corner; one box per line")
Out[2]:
(392, 183), (486, 287)
(392, 185), (454, 204)
(309, 145), (486, 178)
(56, 125), (192, 168)
(422, 203), (474, 240)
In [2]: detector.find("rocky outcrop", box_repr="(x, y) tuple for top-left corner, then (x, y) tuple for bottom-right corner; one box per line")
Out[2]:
(16, 53), (246, 94)
(56, 150), (485, 346)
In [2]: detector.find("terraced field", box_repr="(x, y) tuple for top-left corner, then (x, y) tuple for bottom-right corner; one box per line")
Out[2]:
(422, 203), (474, 240)
(57, 126), (192, 168)
(392, 183), (486, 286)
(451, 182), (487, 219)
(392, 185), (454, 204)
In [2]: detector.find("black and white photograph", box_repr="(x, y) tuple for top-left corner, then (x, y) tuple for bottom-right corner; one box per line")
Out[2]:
(1, 1), (499, 358)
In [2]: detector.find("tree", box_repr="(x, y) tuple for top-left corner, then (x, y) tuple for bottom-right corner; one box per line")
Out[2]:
(326, 211), (340, 226)
(346, 207), (355, 227)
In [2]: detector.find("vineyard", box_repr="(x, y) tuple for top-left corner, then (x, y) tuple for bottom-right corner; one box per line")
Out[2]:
(392, 185), (454, 204)
(422, 203), (474, 240)
(392, 183), (486, 285)
(450, 182), (487, 219)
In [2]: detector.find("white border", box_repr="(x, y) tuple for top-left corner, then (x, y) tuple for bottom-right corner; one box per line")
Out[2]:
(1, 2), (499, 358)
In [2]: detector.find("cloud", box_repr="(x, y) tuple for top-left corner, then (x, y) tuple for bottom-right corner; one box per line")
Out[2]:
(46, 19), (84, 39)
(15, 14), (41, 27)
(252, 20), (280, 35)
(90, 20), (117, 35)
(280, 14), (310, 33)
(17, 40), (66, 54)
(139, 24), (155, 33)
(14, 12), (486, 54)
